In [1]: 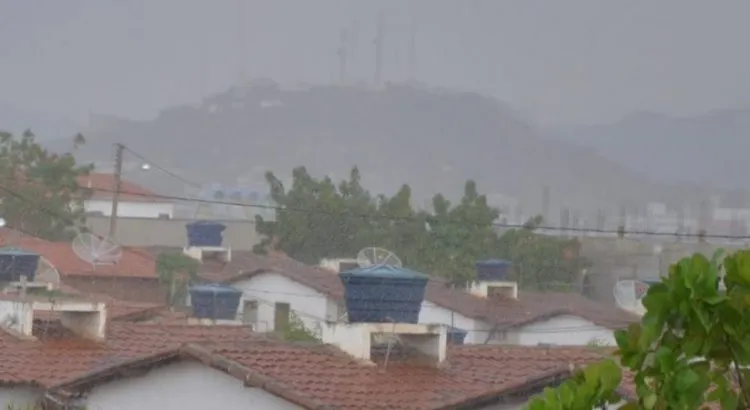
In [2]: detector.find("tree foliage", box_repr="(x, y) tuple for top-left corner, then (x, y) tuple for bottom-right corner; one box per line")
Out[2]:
(156, 252), (200, 307)
(0, 130), (93, 240)
(526, 249), (750, 410)
(255, 166), (586, 288)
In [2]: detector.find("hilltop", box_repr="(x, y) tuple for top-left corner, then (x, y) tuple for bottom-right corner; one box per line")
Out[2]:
(51, 81), (667, 220)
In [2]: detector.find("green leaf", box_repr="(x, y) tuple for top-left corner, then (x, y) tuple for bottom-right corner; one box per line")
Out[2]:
(643, 393), (657, 409)
(675, 368), (700, 392)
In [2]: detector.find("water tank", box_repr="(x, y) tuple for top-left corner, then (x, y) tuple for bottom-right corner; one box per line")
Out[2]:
(186, 221), (226, 247)
(0, 248), (40, 282)
(447, 327), (468, 345)
(475, 259), (512, 282)
(189, 284), (242, 320)
(339, 265), (429, 324)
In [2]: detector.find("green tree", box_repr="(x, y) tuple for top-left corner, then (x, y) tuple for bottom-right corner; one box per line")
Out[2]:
(0, 130), (93, 240)
(496, 218), (590, 290)
(525, 249), (750, 410)
(156, 252), (200, 307)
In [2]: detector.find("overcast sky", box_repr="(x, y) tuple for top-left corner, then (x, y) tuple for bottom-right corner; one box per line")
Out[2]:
(2, 0), (749, 126)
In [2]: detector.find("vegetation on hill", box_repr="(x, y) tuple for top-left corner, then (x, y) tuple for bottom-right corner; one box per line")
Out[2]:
(255, 166), (589, 287)
(0, 130), (92, 240)
(526, 249), (750, 409)
(69, 82), (661, 216)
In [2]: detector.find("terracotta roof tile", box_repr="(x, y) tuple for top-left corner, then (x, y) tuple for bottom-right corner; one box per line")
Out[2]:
(0, 322), (258, 388)
(56, 341), (607, 410)
(183, 250), (637, 331)
(0, 230), (157, 279)
(77, 173), (164, 203)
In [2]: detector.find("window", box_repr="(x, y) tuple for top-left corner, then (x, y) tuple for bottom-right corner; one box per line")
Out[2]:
(274, 302), (290, 332)
(242, 300), (258, 327)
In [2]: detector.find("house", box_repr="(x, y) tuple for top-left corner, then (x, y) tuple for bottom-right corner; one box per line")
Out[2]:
(0, 229), (164, 303)
(0, 286), (628, 410)
(163, 246), (637, 346)
(77, 172), (175, 219)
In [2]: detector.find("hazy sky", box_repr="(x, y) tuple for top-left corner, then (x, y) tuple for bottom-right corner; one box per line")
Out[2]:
(2, 0), (749, 126)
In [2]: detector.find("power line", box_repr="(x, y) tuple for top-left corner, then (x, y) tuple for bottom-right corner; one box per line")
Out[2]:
(121, 146), (202, 189)
(86, 186), (750, 240)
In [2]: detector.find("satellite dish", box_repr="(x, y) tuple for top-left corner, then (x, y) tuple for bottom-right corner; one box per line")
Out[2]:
(613, 280), (649, 316)
(72, 233), (122, 267)
(35, 256), (61, 288)
(356, 247), (402, 268)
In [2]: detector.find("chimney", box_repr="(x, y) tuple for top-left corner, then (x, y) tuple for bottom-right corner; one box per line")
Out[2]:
(183, 221), (231, 263)
(469, 259), (518, 299)
(321, 264), (448, 366)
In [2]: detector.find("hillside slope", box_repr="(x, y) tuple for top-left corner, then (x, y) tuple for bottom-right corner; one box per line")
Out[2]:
(52, 83), (664, 220)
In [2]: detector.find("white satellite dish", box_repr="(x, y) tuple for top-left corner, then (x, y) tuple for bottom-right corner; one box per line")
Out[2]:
(613, 280), (649, 316)
(35, 256), (61, 288)
(72, 233), (122, 267)
(356, 247), (402, 268)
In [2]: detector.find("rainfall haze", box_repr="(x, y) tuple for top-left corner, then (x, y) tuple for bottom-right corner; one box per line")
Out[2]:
(2, 0), (750, 230)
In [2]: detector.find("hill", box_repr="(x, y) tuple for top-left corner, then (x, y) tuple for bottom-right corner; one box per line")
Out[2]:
(546, 109), (750, 199)
(50, 82), (668, 222)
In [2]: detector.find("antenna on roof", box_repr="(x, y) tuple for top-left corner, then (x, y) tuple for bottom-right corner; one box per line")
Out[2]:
(72, 232), (123, 268)
(356, 247), (402, 268)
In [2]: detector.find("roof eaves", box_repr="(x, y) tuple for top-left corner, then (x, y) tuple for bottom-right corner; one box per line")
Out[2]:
(181, 343), (333, 410)
(437, 366), (573, 410)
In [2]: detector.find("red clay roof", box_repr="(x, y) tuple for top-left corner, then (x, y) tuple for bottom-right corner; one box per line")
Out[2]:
(185, 250), (638, 331)
(76, 173), (165, 203)
(0, 322), (258, 388)
(0, 229), (157, 279)
(45, 338), (606, 410)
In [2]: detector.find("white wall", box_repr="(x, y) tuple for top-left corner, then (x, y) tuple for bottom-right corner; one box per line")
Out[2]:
(0, 386), (40, 409)
(511, 315), (616, 346)
(419, 301), (492, 344)
(85, 361), (303, 410)
(232, 273), (337, 335)
(85, 199), (174, 219)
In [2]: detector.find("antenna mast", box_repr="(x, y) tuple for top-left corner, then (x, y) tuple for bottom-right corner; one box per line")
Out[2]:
(408, 14), (416, 82)
(338, 29), (348, 84)
(373, 11), (385, 86)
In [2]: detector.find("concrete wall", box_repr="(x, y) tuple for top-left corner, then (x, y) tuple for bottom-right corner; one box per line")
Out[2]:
(85, 216), (263, 250)
(231, 273), (338, 334)
(85, 361), (303, 410)
(85, 199), (175, 219)
(511, 315), (615, 346)
(0, 386), (41, 409)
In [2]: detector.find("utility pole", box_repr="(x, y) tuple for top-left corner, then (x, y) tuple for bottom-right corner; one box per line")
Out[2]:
(109, 143), (125, 238)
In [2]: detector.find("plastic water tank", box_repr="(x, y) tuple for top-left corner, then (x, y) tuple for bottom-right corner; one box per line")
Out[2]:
(339, 265), (429, 324)
(0, 248), (40, 282)
(475, 259), (512, 282)
(185, 221), (226, 247)
(189, 284), (242, 320)
(447, 327), (468, 345)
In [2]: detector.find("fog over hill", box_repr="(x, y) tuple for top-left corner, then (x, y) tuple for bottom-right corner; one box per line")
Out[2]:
(47, 82), (683, 222)
(545, 109), (750, 207)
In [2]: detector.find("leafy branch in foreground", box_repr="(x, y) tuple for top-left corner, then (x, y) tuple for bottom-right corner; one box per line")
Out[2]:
(526, 249), (750, 409)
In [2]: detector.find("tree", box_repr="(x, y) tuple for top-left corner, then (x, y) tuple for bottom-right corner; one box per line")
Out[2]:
(496, 217), (590, 291)
(0, 130), (93, 240)
(156, 252), (199, 307)
(525, 249), (750, 410)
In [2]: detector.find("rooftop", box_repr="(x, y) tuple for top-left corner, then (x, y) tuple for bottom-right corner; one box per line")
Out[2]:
(0, 228), (157, 279)
(164, 248), (638, 331)
(77, 173), (165, 203)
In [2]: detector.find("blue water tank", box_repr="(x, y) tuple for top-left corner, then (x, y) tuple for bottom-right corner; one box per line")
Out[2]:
(185, 221), (226, 247)
(0, 248), (40, 282)
(475, 259), (512, 281)
(447, 327), (468, 345)
(339, 265), (429, 324)
(189, 284), (242, 320)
